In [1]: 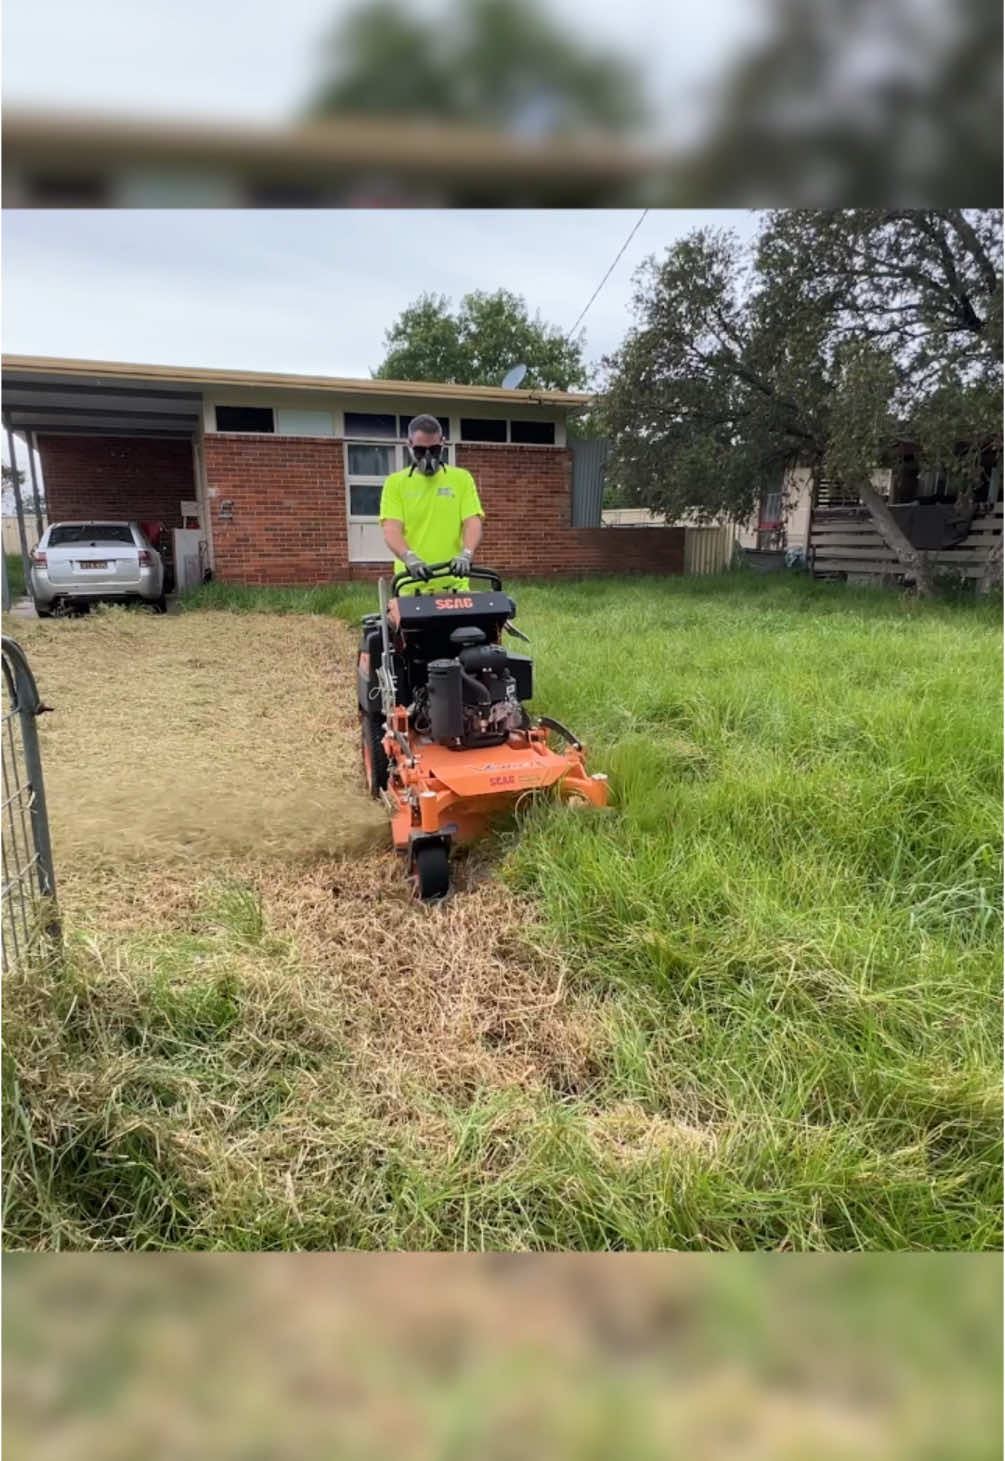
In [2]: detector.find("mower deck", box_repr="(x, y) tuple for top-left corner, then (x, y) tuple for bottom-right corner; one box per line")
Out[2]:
(383, 712), (608, 853)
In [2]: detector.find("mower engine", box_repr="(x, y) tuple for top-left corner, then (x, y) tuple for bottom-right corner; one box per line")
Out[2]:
(418, 630), (529, 749)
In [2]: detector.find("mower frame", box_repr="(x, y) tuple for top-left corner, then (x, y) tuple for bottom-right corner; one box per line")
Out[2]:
(363, 561), (608, 898)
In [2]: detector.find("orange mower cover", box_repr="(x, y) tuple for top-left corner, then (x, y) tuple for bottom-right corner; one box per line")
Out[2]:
(358, 562), (609, 898)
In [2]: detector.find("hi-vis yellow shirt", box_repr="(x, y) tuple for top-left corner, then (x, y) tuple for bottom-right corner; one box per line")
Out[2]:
(379, 463), (484, 593)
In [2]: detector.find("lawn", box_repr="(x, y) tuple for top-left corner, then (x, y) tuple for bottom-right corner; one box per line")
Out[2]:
(4, 1253), (999, 1459)
(5, 551), (27, 599)
(3, 573), (1001, 1250)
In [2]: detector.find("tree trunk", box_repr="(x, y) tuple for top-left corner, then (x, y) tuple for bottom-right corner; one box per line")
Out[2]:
(979, 539), (1003, 595)
(856, 477), (936, 597)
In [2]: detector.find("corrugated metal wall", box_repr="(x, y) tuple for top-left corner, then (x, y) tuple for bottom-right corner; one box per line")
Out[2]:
(684, 525), (735, 574)
(571, 438), (609, 527)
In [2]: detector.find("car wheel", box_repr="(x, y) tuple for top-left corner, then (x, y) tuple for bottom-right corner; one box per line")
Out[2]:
(32, 601), (52, 619)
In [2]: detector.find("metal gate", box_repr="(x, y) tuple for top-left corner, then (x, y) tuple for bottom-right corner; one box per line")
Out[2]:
(2, 636), (59, 967)
(571, 438), (609, 527)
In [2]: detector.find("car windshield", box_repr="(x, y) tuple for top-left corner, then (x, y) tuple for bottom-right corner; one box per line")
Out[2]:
(49, 524), (134, 546)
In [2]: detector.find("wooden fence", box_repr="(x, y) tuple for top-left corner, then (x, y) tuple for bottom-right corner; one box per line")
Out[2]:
(603, 512), (736, 575)
(810, 505), (1003, 587)
(2, 518), (43, 557)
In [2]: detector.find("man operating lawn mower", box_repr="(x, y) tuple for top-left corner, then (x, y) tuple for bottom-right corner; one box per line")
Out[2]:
(361, 411), (607, 899)
(379, 414), (484, 591)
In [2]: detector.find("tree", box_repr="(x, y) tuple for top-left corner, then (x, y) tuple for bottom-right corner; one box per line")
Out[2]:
(601, 209), (1002, 596)
(374, 288), (589, 390)
(683, 0), (1001, 207)
(305, 0), (647, 137)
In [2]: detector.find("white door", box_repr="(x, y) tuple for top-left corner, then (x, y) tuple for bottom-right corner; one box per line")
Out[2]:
(345, 441), (398, 563)
(172, 528), (204, 590)
(348, 521), (394, 561)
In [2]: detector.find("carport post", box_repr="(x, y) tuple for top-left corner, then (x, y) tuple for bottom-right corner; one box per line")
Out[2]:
(26, 432), (46, 538)
(2, 413), (32, 595)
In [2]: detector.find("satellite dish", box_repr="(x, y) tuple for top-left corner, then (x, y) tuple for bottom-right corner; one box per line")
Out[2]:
(500, 364), (528, 390)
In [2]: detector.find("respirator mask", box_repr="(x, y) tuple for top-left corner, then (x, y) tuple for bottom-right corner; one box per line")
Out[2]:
(409, 443), (444, 476)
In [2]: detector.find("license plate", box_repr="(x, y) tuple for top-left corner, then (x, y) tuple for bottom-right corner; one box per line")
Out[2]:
(78, 560), (109, 570)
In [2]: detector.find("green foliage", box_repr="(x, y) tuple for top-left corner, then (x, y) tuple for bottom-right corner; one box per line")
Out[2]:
(5, 553), (26, 599)
(601, 210), (1003, 528)
(374, 287), (588, 390)
(682, 0), (1000, 208)
(305, 0), (648, 136)
(826, 343), (898, 491)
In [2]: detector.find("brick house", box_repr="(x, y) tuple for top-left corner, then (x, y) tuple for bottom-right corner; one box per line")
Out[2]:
(2, 355), (683, 586)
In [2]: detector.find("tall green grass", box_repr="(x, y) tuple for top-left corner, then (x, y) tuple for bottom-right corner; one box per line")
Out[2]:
(5, 573), (1000, 1249)
(496, 575), (1003, 1247)
(182, 579), (374, 620)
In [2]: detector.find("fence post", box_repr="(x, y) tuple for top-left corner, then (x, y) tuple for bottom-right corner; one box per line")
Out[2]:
(3, 414), (32, 596)
(26, 431), (46, 541)
(2, 635), (60, 960)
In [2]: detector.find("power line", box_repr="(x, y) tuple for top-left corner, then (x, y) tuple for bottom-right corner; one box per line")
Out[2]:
(567, 209), (649, 341)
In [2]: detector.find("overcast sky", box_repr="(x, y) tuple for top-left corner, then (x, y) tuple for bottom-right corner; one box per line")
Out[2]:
(2, 209), (762, 386)
(3, 0), (767, 142)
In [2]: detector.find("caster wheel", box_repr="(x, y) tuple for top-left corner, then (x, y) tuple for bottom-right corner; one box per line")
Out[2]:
(409, 843), (450, 902)
(360, 712), (389, 797)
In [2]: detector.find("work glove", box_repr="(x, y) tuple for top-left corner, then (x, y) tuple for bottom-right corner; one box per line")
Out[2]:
(404, 551), (432, 582)
(449, 549), (473, 578)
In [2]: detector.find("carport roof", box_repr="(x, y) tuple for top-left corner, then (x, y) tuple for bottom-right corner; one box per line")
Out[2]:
(2, 355), (592, 437)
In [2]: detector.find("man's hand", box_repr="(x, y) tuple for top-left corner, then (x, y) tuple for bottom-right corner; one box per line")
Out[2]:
(404, 551), (432, 582)
(449, 548), (473, 578)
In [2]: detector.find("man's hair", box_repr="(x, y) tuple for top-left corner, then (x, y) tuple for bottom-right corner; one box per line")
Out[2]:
(407, 414), (443, 439)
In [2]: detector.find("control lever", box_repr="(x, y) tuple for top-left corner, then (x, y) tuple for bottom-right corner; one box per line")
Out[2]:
(503, 621), (531, 644)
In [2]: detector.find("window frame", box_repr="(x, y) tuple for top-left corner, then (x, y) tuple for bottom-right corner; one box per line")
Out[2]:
(214, 404), (276, 434)
(509, 418), (557, 445)
(343, 430), (453, 524)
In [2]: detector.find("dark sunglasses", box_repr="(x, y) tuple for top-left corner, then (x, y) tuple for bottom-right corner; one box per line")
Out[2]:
(410, 444), (443, 458)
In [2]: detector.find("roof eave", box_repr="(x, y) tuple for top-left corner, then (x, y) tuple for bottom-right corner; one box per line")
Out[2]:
(1, 354), (594, 408)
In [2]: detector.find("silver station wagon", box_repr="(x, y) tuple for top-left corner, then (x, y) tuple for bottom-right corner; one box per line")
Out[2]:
(29, 521), (167, 616)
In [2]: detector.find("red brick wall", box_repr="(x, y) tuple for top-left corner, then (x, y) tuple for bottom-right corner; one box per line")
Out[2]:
(201, 435), (682, 584)
(456, 445), (684, 578)
(203, 434), (348, 584)
(346, 445), (683, 580)
(36, 435), (194, 525)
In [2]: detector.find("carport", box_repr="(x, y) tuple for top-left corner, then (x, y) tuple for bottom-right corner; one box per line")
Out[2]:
(2, 362), (204, 599)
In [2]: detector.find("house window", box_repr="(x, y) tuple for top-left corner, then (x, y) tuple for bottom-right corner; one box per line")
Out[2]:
(344, 429), (451, 521)
(348, 443), (396, 478)
(349, 483), (384, 517)
(760, 491), (782, 525)
(25, 174), (111, 206)
(460, 417), (507, 443)
(344, 412), (397, 439)
(757, 490), (784, 550)
(215, 405), (275, 433)
(245, 183), (327, 207)
(399, 415), (450, 439)
(510, 419), (555, 445)
(276, 408), (334, 436)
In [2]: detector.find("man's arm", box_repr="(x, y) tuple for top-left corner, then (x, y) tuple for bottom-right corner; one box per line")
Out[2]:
(461, 516), (483, 554)
(382, 518), (410, 559)
(383, 518), (431, 580)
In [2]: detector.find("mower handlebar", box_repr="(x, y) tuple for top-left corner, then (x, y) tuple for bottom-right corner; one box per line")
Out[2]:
(390, 561), (504, 595)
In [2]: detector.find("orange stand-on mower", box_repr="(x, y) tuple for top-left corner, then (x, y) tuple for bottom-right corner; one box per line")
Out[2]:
(357, 561), (609, 900)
